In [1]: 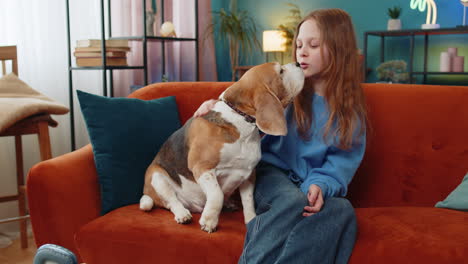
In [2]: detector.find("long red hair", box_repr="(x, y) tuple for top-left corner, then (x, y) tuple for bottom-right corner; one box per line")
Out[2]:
(292, 9), (367, 150)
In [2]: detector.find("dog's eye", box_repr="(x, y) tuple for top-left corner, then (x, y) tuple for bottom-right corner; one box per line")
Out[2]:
(280, 69), (284, 74)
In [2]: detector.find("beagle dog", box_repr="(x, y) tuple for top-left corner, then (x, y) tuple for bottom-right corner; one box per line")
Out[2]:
(139, 62), (304, 233)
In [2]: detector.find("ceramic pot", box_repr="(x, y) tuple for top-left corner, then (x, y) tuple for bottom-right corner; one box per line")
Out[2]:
(387, 19), (402, 31)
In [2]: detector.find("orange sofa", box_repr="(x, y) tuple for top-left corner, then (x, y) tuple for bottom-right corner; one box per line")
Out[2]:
(27, 82), (468, 263)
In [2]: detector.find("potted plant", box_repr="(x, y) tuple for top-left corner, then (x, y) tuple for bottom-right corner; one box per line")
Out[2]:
(205, 0), (260, 81)
(277, 2), (303, 56)
(387, 6), (402, 31)
(376, 60), (409, 83)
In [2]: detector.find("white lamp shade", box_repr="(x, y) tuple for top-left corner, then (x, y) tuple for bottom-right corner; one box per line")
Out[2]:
(263, 30), (287, 52)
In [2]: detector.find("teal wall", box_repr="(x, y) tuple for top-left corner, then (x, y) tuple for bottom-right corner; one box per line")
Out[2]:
(211, 0), (468, 84)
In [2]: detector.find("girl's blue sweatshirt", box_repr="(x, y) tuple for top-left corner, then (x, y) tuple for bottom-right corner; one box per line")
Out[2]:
(261, 93), (366, 199)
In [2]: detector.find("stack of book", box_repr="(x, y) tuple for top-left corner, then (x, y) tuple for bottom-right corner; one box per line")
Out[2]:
(74, 39), (130, 67)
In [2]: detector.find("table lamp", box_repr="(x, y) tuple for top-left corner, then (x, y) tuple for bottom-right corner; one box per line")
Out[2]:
(263, 30), (287, 64)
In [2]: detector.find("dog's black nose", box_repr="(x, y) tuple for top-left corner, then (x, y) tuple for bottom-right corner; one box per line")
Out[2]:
(295, 62), (300, 67)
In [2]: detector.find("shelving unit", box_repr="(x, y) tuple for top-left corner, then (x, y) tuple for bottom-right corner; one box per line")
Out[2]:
(65, 0), (199, 150)
(363, 27), (468, 83)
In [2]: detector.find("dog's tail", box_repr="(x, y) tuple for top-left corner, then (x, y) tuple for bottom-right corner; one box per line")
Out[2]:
(139, 194), (154, 211)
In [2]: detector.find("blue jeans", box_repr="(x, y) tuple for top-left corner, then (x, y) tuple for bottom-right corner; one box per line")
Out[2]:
(34, 244), (78, 264)
(239, 162), (357, 264)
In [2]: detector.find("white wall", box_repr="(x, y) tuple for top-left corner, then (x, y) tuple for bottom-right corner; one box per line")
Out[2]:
(0, 0), (107, 234)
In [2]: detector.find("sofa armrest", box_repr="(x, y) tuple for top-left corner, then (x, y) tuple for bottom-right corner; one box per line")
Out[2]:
(27, 144), (101, 254)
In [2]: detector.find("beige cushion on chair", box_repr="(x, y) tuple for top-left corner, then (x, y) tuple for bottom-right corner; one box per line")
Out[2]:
(0, 73), (69, 133)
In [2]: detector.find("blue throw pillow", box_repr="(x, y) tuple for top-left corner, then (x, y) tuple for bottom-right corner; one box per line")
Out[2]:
(435, 172), (468, 211)
(77, 90), (181, 215)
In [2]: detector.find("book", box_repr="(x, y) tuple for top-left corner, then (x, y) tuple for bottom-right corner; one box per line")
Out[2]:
(76, 39), (129, 48)
(74, 46), (131, 52)
(73, 51), (127, 58)
(76, 57), (128, 67)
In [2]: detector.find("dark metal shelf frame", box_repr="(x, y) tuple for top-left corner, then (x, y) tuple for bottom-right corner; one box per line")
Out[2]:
(65, 0), (199, 150)
(363, 27), (468, 84)
(111, 36), (197, 41)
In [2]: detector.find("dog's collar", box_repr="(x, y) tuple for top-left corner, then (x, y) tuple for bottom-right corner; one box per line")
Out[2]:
(220, 99), (256, 124)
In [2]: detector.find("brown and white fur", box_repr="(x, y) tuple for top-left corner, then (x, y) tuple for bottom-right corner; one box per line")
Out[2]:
(140, 62), (304, 233)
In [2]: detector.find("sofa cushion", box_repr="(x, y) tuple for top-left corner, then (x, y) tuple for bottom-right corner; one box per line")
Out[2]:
(75, 205), (245, 264)
(75, 205), (468, 264)
(350, 207), (468, 264)
(348, 84), (468, 208)
(128, 82), (231, 124)
(77, 91), (181, 215)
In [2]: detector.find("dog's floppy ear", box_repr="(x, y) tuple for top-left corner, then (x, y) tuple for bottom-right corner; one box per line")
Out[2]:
(254, 90), (287, 136)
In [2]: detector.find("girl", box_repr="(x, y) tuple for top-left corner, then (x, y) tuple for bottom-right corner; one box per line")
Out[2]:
(195, 8), (366, 264)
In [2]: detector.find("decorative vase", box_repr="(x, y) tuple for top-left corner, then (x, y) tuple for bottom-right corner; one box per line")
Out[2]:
(440, 51), (452, 72)
(387, 19), (402, 31)
(146, 10), (156, 36)
(452, 56), (465, 72)
(447, 47), (458, 57)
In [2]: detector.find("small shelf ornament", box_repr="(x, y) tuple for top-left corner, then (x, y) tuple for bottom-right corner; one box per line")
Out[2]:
(410, 0), (440, 29)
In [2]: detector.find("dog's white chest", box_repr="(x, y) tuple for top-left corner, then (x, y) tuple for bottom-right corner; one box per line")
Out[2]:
(216, 131), (261, 193)
(218, 130), (261, 169)
(214, 104), (262, 194)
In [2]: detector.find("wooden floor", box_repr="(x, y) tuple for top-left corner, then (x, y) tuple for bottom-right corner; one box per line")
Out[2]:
(0, 235), (36, 264)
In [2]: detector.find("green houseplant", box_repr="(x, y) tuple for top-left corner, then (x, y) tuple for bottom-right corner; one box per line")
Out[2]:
(387, 6), (402, 19)
(376, 60), (409, 83)
(205, 0), (260, 81)
(277, 2), (303, 56)
(387, 6), (402, 30)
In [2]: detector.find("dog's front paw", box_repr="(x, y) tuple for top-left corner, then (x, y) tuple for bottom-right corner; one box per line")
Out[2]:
(174, 208), (192, 224)
(199, 214), (218, 233)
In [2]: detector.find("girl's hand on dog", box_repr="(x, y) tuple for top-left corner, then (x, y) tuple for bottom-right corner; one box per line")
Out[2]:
(193, 99), (217, 117)
(303, 184), (324, 217)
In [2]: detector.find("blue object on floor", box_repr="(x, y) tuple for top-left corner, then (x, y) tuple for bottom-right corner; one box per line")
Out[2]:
(33, 244), (78, 264)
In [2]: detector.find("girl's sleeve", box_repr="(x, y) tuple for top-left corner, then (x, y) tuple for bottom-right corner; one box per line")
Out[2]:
(299, 130), (366, 199)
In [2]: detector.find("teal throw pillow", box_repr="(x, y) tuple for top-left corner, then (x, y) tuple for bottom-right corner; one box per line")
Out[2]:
(77, 90), (181, 215)
(435, 172), (468, 211)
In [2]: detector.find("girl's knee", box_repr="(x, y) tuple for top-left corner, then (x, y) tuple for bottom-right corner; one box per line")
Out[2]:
(326, 197), (352, 209)
(325, 197), (355, 218)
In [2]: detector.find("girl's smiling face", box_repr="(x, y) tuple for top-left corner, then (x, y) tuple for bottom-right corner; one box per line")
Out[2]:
(295, 19), (329, 78)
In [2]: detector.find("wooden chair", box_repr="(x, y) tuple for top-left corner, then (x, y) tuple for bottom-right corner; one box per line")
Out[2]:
(0, 45), (55, 248)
